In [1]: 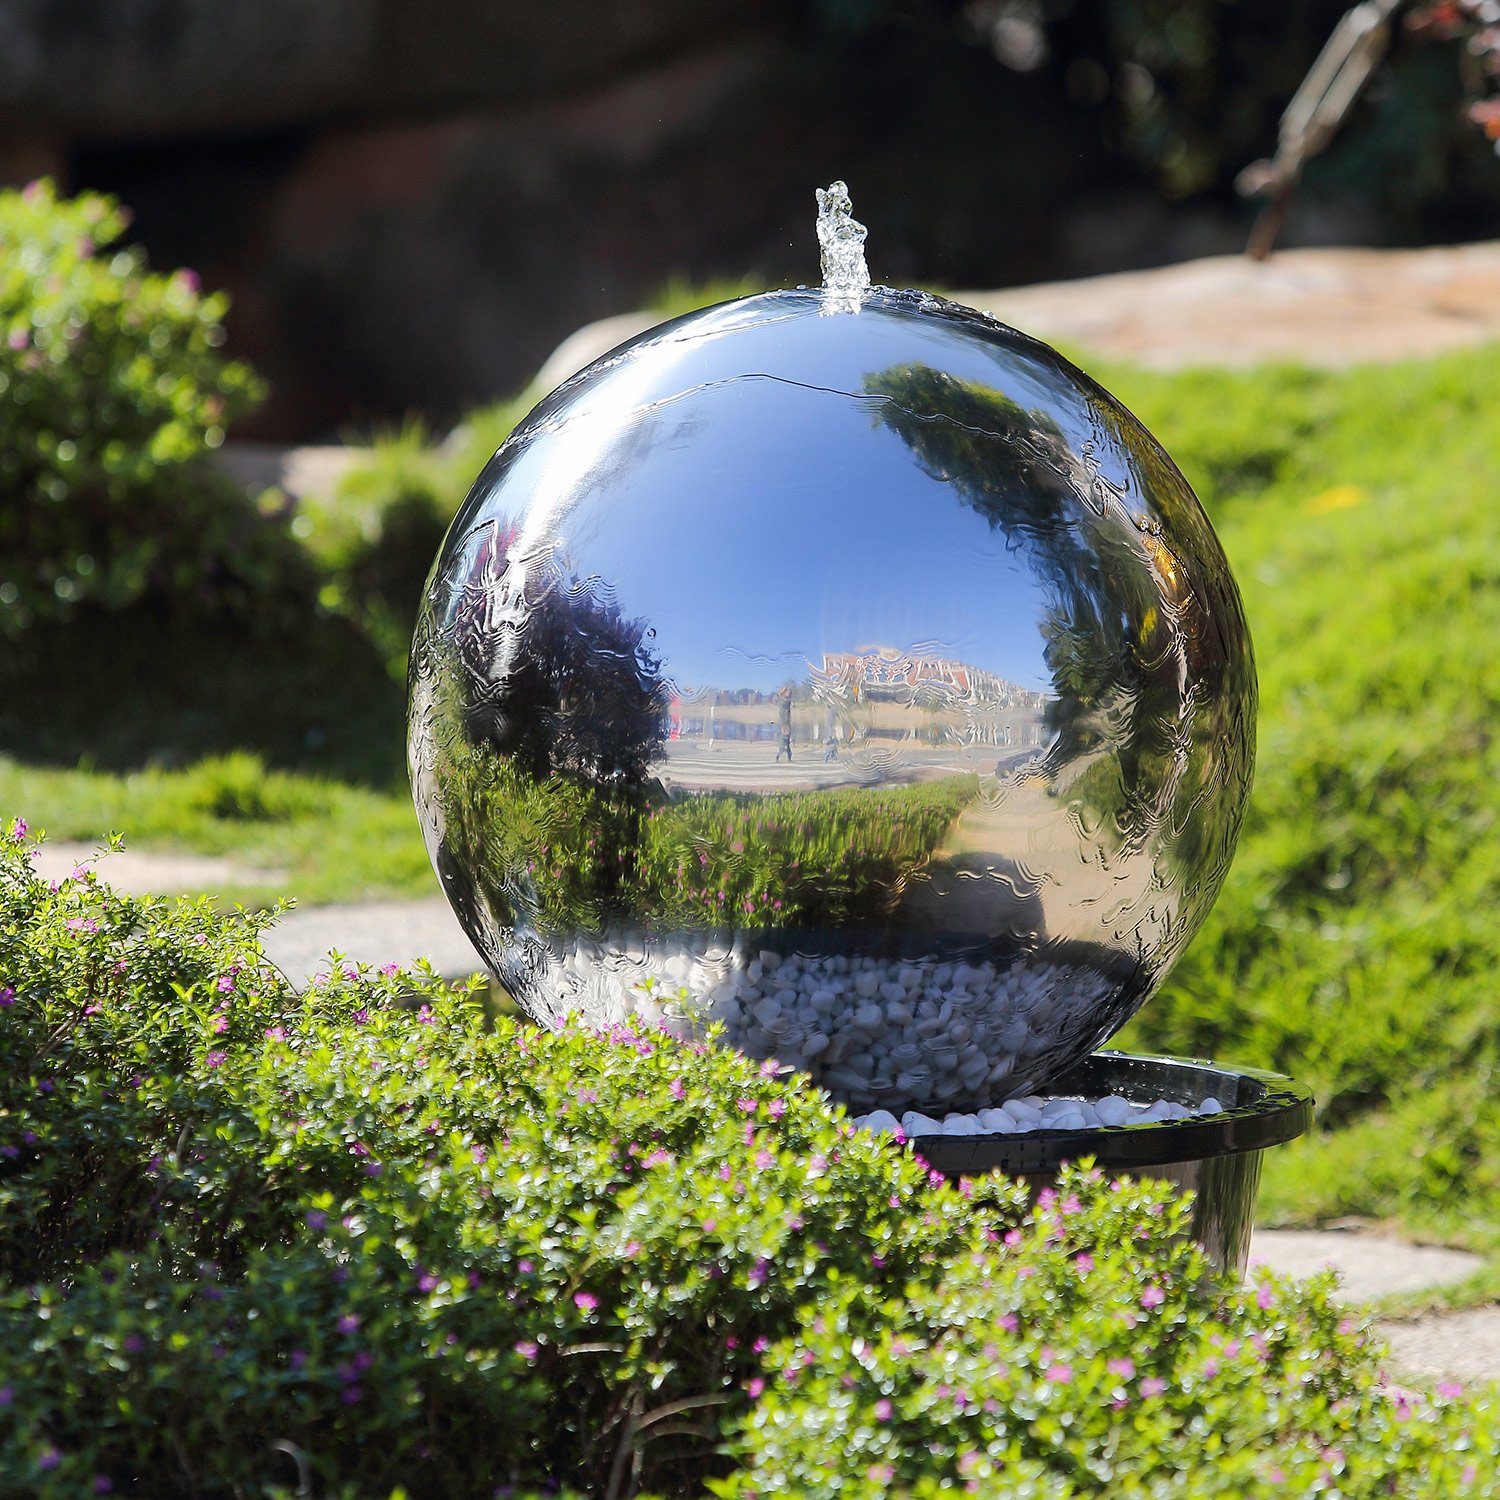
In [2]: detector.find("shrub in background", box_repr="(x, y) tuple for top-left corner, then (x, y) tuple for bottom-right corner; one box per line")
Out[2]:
(0, 822), (1494, 1498)
(301, 395), (536, 678)
(0, 179), (312, 639)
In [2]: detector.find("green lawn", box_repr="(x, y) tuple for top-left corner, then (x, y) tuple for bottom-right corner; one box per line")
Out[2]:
(1104, 348), (1500, 1243)
(4, 341), (1497, 1240)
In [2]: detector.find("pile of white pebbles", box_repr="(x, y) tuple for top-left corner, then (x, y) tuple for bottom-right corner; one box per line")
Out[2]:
(539, 936), (1123, 1112)
(852, 1091), (1226, 1139)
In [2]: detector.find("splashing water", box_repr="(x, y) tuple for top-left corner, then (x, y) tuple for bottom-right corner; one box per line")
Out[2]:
(816, 180), (870, 314)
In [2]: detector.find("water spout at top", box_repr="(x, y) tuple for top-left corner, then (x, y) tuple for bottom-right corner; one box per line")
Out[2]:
(816, 181), (870, 314)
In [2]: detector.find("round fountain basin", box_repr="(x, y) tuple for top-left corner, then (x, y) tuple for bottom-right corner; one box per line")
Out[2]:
(910, 1051), (1313, 1274)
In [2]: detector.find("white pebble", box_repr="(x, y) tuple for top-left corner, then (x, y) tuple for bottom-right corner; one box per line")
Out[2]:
(1199, 1096), (1224, 1114)
(1095, 1095), (1133, 1128)
(857, 1109), (900, 1135)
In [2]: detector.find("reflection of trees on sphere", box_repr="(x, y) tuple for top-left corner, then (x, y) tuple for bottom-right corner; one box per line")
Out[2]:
(451, 535), (669, 792)
(865, 360), (1254, 955)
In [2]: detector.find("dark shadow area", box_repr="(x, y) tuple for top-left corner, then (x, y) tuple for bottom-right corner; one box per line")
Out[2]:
(0, 603), (406, 788)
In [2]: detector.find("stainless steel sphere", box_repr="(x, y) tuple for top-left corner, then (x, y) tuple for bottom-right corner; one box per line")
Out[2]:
(408, 288), (1255, 1109)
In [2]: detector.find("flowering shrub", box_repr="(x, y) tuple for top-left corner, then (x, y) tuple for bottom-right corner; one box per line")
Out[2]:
(0, 822), (1495, 1497)
(0, 181), (307, 639)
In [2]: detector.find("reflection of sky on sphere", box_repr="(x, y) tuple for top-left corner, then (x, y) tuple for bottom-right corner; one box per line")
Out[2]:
(550, 377), (1055, 696)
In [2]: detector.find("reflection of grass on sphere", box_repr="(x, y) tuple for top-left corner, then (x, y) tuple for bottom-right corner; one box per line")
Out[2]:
(444, 762), (979, 936)
(637, 775), (979, 931)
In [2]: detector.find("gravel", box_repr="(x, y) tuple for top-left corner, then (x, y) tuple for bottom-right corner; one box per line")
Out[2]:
(537, 936), (1122, 1111)
(853, 1091), (1225, 1138)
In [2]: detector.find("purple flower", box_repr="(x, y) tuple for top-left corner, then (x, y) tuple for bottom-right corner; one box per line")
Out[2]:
(305, 1210), (327, 1230)
(874, 1398), (893, 1420)
(1438, 1381), (1464, 1399)
(379, 962), (401, 976)
(1140, 1376), (1166, 1397)
(204, 1051), (227, 1069)
(1044, 1363), (1073, 1384)
(417, 1269), (440, 1293)
(217, 974), (235, 992)
(1107, 1358), (1135, 1379)
(10, 818), (28, 840)
(1140, 1284), (1165, 1309)
(94, 1477), (114, 1494)
(337, 1314), (361, 1335)
(0, 1386), (12, 1406)
(123, 1334), (145, 1354)
(0, 986), (13, 1007)
(747, 1376), (765, 1398)
(574, 1292), (598, 1313)
(515, 1339), (539, 1362)
(341, 1384), (364, 1404)
(669, 1078), (686, 1101)
(1255, 1284), (1276, 1311)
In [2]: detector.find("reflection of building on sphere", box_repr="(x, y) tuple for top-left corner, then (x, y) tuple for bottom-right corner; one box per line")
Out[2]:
(668, 646), (1050, 765)
(409, 286), (1255, 1106)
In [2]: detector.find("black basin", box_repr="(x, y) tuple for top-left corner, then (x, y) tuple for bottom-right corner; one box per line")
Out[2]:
(911, 1050), (1313, 1274)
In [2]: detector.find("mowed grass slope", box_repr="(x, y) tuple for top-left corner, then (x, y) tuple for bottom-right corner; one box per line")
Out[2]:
(1105, 350), (1499, 1236)
(3, 344), (1496, 1232)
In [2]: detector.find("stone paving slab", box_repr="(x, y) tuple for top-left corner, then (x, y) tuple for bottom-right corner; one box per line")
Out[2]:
(1249, 1229), (1484, 1303)
(30, 842), (287, 896)
(1249, 1229), (1497, 1384)
(261, 897), (486, 986)
(1378, 1307), (1500, 1386)
(27, 846), (485, 985)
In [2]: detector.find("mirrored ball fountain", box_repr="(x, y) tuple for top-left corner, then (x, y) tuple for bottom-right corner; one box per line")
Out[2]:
(408, 184), (1257, 1115)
